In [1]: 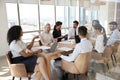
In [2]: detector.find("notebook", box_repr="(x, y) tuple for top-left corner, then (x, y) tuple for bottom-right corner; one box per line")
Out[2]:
(58, 47), (72, 52)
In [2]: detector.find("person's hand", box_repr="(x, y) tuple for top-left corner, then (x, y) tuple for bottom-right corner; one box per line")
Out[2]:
(38, 35), (42, 39)
(33, 35), (40, 39)
(47, 42), (51, 46)
(57, 53), (62, 57)
(52, 38), (58, 42)
(59, 35), (64, 39)
(37, 49), (42, 53)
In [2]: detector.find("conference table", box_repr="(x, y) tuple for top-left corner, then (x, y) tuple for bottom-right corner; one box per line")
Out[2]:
(33, 39), (76, 78)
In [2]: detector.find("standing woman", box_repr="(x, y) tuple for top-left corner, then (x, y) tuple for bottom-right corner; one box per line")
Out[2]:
(52, 21), (64, 42)
(7, 25), (50, 80)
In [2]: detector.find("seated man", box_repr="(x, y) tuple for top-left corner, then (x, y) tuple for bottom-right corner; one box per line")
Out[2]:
(107, 21), (120, 45)
(68, 20), (79, 39)
(60, 26), (93, 62)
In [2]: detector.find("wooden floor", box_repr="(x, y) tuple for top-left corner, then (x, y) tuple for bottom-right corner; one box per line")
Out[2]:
(0, 55), (120, 80)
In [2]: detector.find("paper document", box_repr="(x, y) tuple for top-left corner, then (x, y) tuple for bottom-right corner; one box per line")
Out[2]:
(58, 47), (72, 51)
(32, 46), (50, 51)
(59, 40), (75, 44)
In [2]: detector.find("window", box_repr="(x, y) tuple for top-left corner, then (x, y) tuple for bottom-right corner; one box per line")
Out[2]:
(56, 6), (68, 28)
(85, 9), (91, 24)
(6, 3), (19, 28)
(56, 6), (68, 35)
(22, 32), (39, 43)
(91, 10), (99, 20)
(80, 7), (85, 26)
(6, 0), (102, 42)
(19, 4), (39, 32)
(40, 5), (55, 30)
(69, 6), (76, 27)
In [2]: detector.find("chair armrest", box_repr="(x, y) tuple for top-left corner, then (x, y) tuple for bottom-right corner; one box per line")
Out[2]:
(10, 64), (28, 77)
(41, 51), (61, 60)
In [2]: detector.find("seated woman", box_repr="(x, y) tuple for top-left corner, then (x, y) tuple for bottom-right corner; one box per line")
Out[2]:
(92, 25), (107, 60)
(52, 21), (64, 42)
(7, 25), (50, 80)
(39, 23), (54, 46)
(93, 25), (105, 53)
(92, 20), (107, 45)
(92, 20), (106, 35)
(60, 26), (93, 62)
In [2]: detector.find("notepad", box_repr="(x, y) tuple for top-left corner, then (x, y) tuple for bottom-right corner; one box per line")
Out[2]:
(59, 40), (75, 44)
(32, 46), (50, 51)
(58, 47), (72, 52)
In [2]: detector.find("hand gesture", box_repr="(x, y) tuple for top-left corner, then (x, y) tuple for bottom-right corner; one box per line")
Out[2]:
(33, 35), (40, 39)
(37, 49), (42, 53)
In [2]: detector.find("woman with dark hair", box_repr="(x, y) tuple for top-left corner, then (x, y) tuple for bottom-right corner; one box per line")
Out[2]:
(52, 21), (64, 42)
(93, 25), (105, 53)
(7, 25), (50, 80)
(92, 20), (107, 45)
(92, 20), (99, 27)
(92, 20), (106, 35)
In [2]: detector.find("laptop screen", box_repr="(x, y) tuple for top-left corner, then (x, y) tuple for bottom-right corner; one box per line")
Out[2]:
(49, 41), (58, 52)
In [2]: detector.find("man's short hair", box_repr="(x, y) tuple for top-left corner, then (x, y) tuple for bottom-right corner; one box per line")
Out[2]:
(109, 21), (118, 26)
(78, 26), (87, 37)
(73, 20), (79, 25)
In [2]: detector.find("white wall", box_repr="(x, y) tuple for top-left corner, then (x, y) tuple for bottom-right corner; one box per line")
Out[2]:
(0, 0), (9, 56)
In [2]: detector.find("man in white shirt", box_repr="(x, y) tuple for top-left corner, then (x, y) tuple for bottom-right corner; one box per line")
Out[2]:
(68, 20), (79, 39)
(60, 26), (93, 62)
(107, 21), (120, 45)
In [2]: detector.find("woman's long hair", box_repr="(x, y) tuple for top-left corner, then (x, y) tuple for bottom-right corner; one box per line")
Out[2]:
(7, 25), (22, 45)
(94, 25), (107, 46)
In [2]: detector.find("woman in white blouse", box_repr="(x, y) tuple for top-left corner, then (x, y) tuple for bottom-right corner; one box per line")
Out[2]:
(60, 26), (93, 62)
(93, 25), (105, 53)
(39, 23), (54, 46)
(7, 25), (50, 80)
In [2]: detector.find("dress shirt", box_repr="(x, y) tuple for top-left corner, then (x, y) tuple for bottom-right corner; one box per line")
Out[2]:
(68, 27), (78, 39)
(95, 34), (105, 53)
(107, 29), (120, 45)
(60, 38), (93, 62)
(10, 40), (26, 58)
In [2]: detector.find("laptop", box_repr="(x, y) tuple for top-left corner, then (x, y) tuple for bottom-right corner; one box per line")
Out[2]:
(75, 35), (81, 43)
(43, 41), (58, 53)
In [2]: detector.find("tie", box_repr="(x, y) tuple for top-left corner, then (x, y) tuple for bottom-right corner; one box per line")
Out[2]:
(74, 28), (76, 36)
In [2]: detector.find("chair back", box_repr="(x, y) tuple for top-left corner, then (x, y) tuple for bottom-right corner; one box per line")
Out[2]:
(6, 51), (12, 67)
(6, 51), (30, 77)
(74, 52), (91, 74)
(103, 45), (117, 68)
(102, 45), (113, 58)
(113, 41), (120, 54)
(111, 41), (120, 66)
